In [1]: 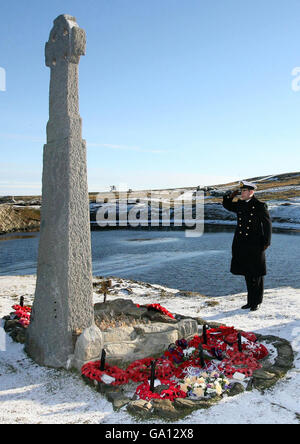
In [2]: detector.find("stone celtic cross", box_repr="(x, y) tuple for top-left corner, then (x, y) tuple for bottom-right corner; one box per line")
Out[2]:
(26, 15), (94, 368)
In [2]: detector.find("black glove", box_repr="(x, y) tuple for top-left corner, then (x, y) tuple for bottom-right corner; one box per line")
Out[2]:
(229, 190), (239, 199)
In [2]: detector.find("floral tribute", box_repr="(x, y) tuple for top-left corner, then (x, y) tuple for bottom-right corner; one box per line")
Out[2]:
(146, 303), (175, 319)
(164, 325), (268, 379)
(81, 361), (129, 386)
(126, 357), (176, 382)
(81, 320), (269, 403)
(12, 304), (31, 327)
(179, 368), (231, 399)
(136, 303), (175, 319)
(136, 379), (187, 402)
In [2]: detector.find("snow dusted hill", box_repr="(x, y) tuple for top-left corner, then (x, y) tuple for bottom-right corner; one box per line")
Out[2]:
(89, 172), (300, 231)
(201, 172), (300, 230)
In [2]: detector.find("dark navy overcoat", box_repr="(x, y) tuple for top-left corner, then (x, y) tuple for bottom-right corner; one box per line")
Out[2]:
(223, 195), (272, 276)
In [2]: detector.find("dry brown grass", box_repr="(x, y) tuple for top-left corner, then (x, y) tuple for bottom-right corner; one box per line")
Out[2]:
(14, 207), (40, 221)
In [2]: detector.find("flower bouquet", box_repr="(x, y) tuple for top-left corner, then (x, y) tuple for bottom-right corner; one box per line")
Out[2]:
(179, 368), (231, 399)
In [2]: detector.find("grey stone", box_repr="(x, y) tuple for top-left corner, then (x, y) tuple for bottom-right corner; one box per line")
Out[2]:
(103, 326), (137, 344)
(72, 324), (103, 371)
(173, 398), (198, 410)
(275, 344), (294, 369)
(126, 400), (152, 416)
(97, 382), (120, 395)
(252, 368), (281, 391)
(105, 392), (131, 409)
(25, 15), (94, 368)
(190, 398), (218, 409)
(151, 399), (179, 419)
(253, 369), (277, 380)
(145, 310), (177, 323)
(102, 319), (198, 365)
(228, 382), (245, 397)
(94, 299), (148, 319)
(176, 318), (198, 339)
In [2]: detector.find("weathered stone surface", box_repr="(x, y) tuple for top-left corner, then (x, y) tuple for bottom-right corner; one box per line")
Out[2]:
(253, 369), (277, 380)
(72, 324), (103, 371)
(105, 323), (178, 365)
(151, 399), (179, 419)
(173, 398), (197, 410)
(274, 344), (294, 369)
(258, 335), (294, 383)
(103, 326), (137, 344)
(95, 299), (148, 318)
(252, 370), (278, 391)
(25, 15), (93, 368)
(103, 319), (198, 366)
(176, 318), (198, 339)
(105, 391), (131, 409)
(228, 382), (245, 397)
(96, 381), (120, 395)
(126, 400), (152, 416)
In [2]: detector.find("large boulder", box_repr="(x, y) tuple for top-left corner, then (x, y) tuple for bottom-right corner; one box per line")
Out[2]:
(72, 324), (103, 371)
(103, 319), (198, 366)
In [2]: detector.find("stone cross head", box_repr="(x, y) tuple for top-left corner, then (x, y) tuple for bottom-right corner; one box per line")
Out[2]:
(45, 14), (86, 67)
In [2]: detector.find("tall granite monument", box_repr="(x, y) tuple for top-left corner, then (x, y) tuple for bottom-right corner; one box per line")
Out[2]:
(26, 15), (94, 368)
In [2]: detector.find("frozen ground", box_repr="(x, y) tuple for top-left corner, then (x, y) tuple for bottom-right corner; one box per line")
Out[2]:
(0, 275), (299, 424)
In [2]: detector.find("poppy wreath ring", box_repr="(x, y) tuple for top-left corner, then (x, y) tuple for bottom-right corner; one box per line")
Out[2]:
(81, 361), (129, 385)
(126, 357), (177, 382)
(136, 379), (187, 401)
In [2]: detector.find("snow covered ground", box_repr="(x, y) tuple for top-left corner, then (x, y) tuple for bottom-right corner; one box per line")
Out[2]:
(0, 275), (299, 424)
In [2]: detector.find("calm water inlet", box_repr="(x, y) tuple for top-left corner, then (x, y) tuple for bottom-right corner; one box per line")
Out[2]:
(0, 229), (299, 297)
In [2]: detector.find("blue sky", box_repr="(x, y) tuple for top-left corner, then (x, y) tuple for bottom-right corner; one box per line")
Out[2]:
(1, 0), (300, 195)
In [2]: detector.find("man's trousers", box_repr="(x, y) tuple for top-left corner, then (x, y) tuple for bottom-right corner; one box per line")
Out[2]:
(245, 275), (264, 307)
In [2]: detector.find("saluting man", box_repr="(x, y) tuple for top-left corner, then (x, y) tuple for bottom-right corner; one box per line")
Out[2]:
(223, 181), (272, 311)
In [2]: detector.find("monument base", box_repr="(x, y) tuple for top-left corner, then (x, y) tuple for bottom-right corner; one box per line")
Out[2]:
(71, 298), (198, 371)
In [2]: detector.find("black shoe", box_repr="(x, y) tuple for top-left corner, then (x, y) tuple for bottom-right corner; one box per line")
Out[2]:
(241, 304), (251, 309)
(250, 305), (259, 311)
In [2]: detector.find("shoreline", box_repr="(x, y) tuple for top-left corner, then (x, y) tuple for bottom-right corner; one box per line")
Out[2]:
(1, 221), (300, 236)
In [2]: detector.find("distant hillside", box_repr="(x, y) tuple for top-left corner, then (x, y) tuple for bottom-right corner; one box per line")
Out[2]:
(1, 171), (299, 234)
(204, 171), (300, 202)
(91, 171), (300, 203)
(4, 171), (300, 203)
(0, 205), (40, 235)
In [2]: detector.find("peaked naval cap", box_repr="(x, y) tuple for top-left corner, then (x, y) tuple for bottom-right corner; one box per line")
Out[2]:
(240, 181), (257, 190)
